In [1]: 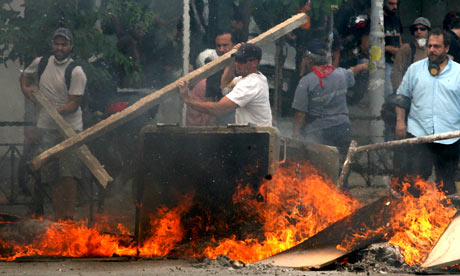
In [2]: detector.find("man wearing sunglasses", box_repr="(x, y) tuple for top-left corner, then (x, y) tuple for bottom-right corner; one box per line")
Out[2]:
(178, 43), (272, 126)
(391, 17), (431, 91)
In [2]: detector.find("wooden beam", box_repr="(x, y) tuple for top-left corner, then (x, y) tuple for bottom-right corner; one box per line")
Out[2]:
(257, 196), (402, 268)
(31, 92), (112, 188)
(29, 13), (308, 170)
(422, 212), (460, 268)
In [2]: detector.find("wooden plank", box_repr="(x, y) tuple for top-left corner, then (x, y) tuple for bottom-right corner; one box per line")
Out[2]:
(422, 213), (460, 269)
(257, 196), (403, 268)
(29, 13), (308, 170)
(32, 91), (112, 188)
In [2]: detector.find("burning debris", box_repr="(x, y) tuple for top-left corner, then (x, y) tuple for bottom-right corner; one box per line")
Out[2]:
(0, 161), (458, 274)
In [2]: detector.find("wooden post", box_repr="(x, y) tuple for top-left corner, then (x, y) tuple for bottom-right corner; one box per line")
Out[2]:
(32, 91), (113, 188)
(336, 130), (460, 188)
(29, 13), (308, 170)
(337, 140), (357, 188)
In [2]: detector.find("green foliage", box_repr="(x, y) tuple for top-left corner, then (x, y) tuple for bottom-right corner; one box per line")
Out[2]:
(100, 0), (155, 35)
(0, 0), (153, 87)
(251, 0), (346, 32)
(251, 0), (298, 32)
(310, 0), (345, 21)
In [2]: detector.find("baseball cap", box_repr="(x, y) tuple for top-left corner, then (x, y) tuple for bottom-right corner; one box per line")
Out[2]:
(304, 38), (327, 56)
(410, 17), (431, 32)
(231, 43), (262, 62)
(53, 27), (73, 43)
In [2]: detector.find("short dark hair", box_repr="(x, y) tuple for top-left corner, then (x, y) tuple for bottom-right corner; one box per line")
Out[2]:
(443, 11), (460, 30)
(215, 29), (236, 44)
(451, 18), (460, 30)
(428, 28), (451, 48)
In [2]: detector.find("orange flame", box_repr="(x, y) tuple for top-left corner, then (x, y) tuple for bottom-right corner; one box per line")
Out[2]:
(202, 162), (360, 262)
(387, 178), (456, 266)
(0, 163), (456, 267)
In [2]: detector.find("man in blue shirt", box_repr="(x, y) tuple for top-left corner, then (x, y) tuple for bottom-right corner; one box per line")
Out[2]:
(395, 29), (460, 195)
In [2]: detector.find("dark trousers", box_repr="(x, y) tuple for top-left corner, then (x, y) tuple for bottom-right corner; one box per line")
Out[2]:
(305, 122), (352, 157)
(394, 133), (459, 195)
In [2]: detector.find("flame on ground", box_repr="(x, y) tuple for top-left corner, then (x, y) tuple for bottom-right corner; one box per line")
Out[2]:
(387, 178), (456, 266)
(202, 162), (360, 262)
(337, 177), (456, 266)
(0, 163), (457, 266)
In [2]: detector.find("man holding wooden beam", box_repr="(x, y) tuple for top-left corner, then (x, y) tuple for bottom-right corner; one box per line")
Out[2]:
(177, 43), (273, 127)
(20, 27), (86, 220)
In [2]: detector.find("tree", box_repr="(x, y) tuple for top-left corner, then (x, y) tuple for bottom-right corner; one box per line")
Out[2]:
(0, 0), (156, 87)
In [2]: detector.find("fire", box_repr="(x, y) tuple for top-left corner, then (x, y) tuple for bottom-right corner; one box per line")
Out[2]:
(387, 178), (456, 266)
(337, 177), (456, 266)
(0, 162), (359, 262)
(0, 162), (455, 267)
(202, 162), (360, 262)
(0, 196), (193, 261)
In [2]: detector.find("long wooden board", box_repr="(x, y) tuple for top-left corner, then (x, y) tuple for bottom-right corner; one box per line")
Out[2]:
(422, 213), (460, 268)
(32, 91), (112, 188)
(257, 196), (403, 268)
(29, 13), (308, 170)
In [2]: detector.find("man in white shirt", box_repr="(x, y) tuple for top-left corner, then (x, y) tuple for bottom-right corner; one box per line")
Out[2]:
(20, 28), (87, 220)
(177, 43), (272, 126)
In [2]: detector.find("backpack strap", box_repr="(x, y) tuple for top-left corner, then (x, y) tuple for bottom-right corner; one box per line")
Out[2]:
(64, 61), (78, 91)
(37, 55), (50, 81)
(37, 55), (78, 91)
(410, 42), (417, 64)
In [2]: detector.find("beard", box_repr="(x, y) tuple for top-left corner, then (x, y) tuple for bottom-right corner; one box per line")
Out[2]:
(429, 52), (447, 65)
(384, 5), (396, 15)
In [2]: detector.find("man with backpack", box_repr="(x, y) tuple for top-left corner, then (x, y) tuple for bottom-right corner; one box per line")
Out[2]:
(391, 17), (431, 91)
(20, 27), (87, 220)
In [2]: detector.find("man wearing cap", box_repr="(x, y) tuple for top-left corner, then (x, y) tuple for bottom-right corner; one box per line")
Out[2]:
(20, 27), (87, 220)
(292, 39), (367, 156)
(391, 17), (431, 91)
(177, 43), (272, 126)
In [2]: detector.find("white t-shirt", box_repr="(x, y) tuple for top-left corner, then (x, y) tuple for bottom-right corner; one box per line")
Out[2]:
(24, 56), (87, 131)
(225, 72), (272, 126)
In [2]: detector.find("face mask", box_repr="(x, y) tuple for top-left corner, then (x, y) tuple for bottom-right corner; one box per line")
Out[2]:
(417, 38), (427, 47)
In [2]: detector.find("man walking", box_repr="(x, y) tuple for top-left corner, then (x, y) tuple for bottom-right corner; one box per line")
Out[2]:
(292, 39), (367, 156)
(395, 29), (460, 195)
(20, 28), (87, 220)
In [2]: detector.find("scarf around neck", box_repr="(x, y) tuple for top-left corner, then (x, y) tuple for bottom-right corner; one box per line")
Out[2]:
(311, 64), (336, 88)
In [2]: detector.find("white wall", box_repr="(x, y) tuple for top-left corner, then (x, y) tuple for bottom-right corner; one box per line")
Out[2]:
(0, 0), (25, 154)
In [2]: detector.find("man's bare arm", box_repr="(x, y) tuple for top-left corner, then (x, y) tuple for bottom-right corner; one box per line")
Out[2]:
(177, 80), (238, 116)
(19, 74), (37, 100)
(395, 106), (406, 138)
(293, 111), (306, 138)
(349, 64), (368, 76)
(57, 95), (83, 115)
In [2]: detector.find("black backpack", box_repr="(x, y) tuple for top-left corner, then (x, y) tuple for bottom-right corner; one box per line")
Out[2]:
(37, 55), (79, 90)
(380, 94), (411, 126)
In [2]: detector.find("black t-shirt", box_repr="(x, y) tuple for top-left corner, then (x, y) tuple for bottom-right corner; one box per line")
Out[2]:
(448, 30), (460, 63)
(384, 14), (403, 64)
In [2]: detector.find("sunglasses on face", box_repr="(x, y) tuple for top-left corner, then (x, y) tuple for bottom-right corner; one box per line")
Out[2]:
(414, 27), (427, 31)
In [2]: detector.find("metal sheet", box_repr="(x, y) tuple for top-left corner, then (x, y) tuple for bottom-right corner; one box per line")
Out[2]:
(257, 196), (402, 268)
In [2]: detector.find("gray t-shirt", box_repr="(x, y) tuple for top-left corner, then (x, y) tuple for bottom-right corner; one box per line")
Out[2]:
(292, 67), (354, 134)
(24, 56), (87, 131)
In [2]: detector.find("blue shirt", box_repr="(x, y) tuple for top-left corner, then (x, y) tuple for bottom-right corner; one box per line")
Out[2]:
(397, 58), (460, 144)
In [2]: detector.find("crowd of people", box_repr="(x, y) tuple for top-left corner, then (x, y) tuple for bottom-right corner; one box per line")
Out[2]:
(17, 0), (460, 220)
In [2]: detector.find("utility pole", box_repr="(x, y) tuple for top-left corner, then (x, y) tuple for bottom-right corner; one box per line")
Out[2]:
(368, 0), (385, 143)
(181, 0), (190, 126)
